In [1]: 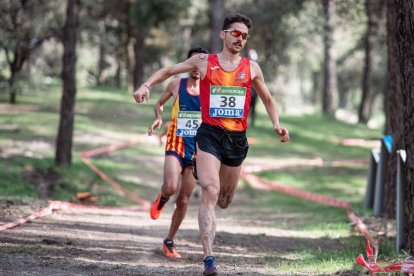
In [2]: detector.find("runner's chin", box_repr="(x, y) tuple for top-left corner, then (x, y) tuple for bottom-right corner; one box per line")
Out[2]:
(191, 71), (200, 80)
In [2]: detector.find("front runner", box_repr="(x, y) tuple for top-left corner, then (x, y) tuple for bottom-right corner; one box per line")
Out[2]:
(134, 13), (289, 276)
(147, 47), (209, 259)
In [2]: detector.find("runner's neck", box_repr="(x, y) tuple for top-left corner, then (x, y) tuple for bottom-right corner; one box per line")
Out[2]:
(187, 77), (199, 95)
(218, 51), (241, 65)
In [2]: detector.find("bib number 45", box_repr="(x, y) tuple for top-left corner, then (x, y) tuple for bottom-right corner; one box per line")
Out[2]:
(185, 119), (199, 129)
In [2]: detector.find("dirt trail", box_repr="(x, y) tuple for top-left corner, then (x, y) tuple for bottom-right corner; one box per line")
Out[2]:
(0, 151), (359, 276)
(0, 186), (357, 276)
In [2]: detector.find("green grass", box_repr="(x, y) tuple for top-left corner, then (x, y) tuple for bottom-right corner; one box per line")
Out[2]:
(272, 238), (367, 274)
(248, 111), (380, 160)
(256, 165), (368, 203)
(0, 157), (38, 197)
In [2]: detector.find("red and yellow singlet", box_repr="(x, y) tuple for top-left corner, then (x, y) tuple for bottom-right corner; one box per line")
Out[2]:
(165, 78), (200, 160)
(200, 54), (252, 131)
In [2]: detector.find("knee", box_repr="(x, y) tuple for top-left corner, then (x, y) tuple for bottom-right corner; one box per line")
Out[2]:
(175, 196), (190, 209)
(202, 184), (219, 202)
(162, 180), (177, 196)
(217, 196), (232, 209)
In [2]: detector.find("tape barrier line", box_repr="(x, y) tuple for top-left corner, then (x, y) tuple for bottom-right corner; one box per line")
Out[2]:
(241, 162), (413, 274)
(241, 170), (352, 209)
(81, 156), (150, 209)
(243, 158), (368, 175)
(0, 200), (145, 231)
(0, 135), (157, 232)
(80, 134), (159, 210)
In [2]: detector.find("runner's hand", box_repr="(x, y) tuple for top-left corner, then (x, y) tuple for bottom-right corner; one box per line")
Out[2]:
(148, 119), (162, 136)
(133, 84), (150, 103)
(275, 126), (290, 143)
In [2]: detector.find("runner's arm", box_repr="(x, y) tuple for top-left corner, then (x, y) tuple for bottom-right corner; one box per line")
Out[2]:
(148, 79), (178, 136)
(251, 61), (289, 143)
(133, 54), (207, 103)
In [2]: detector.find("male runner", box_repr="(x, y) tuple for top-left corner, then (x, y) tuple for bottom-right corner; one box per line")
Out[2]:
(148, 47), (209, 259)
(134, 13), (289, 275)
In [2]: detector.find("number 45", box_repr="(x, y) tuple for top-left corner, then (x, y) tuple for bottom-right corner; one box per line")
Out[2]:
(185, 120), (199, 129)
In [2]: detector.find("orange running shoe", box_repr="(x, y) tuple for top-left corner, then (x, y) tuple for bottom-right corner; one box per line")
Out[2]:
(150, 193), (166, 220)
(162, 239), (182, 258)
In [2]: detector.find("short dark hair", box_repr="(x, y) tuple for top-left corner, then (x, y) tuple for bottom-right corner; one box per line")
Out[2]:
(222, 13), (252, 30)
(187, 47), (209, 59)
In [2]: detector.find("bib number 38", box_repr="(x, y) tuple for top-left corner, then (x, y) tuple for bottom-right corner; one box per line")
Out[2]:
(209, 85), (246, 118)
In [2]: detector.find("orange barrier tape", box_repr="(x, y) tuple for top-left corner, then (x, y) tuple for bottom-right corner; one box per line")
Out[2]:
(80, 134), (159, 210)
(356, 240), (414, 273)
(0, 200), (144, 231)
(241, 169), (352, 209)
(0, 135), (158, 231)
(347, 210), (379, 251)
(81, 156), (150, 209)
(0, 205), (52, 231)
(241, 162), (413, 274)
(242, 158), (368, 175)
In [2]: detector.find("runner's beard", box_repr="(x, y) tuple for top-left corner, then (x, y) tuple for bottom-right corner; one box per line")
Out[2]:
(229, 42), (243, 54)
(190, 72), (200, 80)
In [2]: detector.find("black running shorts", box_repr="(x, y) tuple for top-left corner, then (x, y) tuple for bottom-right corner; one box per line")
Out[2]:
(196, 123), (249, 167)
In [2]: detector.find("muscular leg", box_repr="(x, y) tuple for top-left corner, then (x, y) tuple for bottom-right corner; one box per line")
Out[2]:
(161, 155), (182, 197)
(196, 145), (221, 258)
(167, 167), (196, 240)
(217, 164), (241, 209)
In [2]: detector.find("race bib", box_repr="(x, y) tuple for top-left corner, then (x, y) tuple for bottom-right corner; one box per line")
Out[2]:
(209, 85), (246, 118)
(177, 111), (201, 137)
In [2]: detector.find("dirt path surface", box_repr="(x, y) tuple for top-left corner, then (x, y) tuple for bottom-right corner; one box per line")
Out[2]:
(0, 189), (356, 276)
(0, 154), (360, 276)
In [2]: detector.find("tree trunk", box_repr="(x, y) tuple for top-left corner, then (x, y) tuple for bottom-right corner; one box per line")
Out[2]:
(311, 70), (320, 105)
(133, 27), (145, 90)
(209, 0), (224, 53)
(383, 0), (404, 219)
(55, 0), (80, 166)
(7, 44), (29, 104)
(115, 58), (121, 88)
(125, 0), (133, 91)
(8, 72), (17, 104)
(395, 0), (414, 253)
(358, 0), (383, 124)
(97, 42), (106, 85)
(322, 0), (336, 115)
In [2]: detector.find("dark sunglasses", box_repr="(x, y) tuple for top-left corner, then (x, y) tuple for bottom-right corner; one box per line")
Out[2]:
(223, 29), (250, 40)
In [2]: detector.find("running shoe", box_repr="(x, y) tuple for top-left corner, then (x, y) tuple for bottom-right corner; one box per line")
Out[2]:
(203, 256), (218, 276)
(162, 239), (181, 258)
(150, 193), (165, 220)
(192, 157), (199, 180)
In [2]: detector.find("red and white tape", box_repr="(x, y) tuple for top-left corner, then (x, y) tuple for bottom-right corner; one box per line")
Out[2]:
(0, 200), (144, 231)
(241, 162), (413, 274)
(0, 135), (158, 232)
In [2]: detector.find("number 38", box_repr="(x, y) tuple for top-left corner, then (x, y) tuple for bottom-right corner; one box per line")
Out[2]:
(220, 96), (236, 107)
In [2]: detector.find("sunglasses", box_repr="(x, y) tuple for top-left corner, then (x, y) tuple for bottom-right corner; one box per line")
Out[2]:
(223, 29), (250, 40)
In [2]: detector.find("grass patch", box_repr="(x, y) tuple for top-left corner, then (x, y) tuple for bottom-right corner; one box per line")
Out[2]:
(248, 112), (380, 160)
(256, 165), (368, 203)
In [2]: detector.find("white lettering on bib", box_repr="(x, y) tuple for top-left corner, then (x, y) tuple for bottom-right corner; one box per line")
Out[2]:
(177, 111), (201, 137)
(209, 85), (246, 118)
